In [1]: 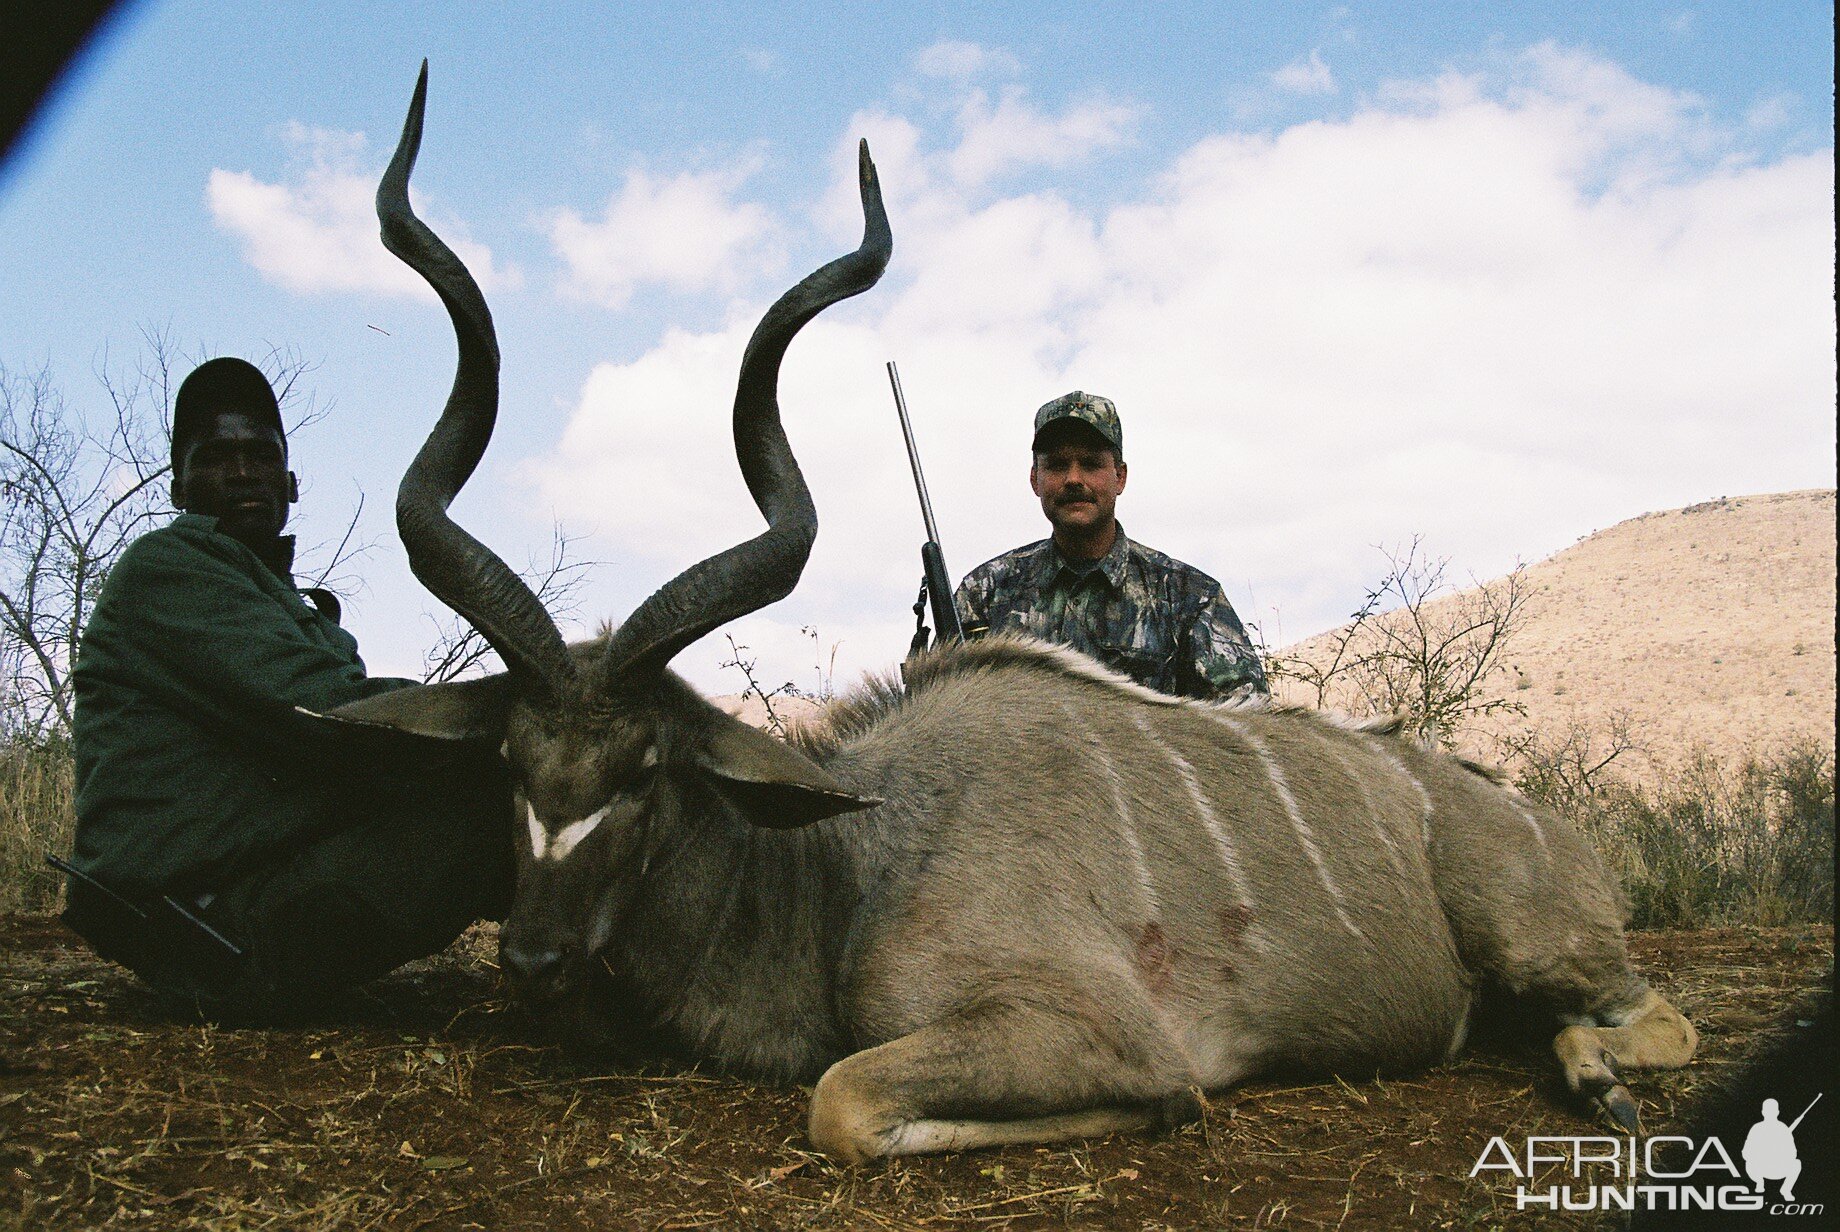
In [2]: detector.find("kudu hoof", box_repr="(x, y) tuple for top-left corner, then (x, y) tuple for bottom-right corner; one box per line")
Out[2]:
(1597, 1084), (1642, 1133)
(1580, 1047), (1640, 1132)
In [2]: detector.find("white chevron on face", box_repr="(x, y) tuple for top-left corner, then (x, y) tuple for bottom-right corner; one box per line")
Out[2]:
(526, 801), (612, 862)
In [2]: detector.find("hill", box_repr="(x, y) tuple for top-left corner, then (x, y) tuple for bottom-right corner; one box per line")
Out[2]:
(1277, 489), (1836, 778)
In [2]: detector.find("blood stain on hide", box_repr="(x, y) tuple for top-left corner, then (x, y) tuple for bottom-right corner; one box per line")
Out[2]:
(1217, 905), (1253, 946)
(1135, 922), (1174, 997)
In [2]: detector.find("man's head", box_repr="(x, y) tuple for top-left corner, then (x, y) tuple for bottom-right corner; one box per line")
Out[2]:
(170, 357), (297, 549)
(1029, 391), (1127, 551)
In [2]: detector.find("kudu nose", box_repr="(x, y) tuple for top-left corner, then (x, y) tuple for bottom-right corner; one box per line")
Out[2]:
(500, 935), (572, 997)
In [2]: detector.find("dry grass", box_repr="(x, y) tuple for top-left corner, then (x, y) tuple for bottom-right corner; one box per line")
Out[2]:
(1541, 741), (1835, 929)
(2, 915), (1830, 1231)
(0, 735), (71, 913)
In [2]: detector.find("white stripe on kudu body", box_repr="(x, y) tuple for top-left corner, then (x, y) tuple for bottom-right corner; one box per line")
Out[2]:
(526, 801), (610, 862)
(1131, 712), (1258, 916)
(1061, 701), (1160, 917)
(1317, 738), (1412, 881)
(1508, 797), (1551, 854)
(1209, 713), (1364, 940)
(1363, 737), (1436, 849)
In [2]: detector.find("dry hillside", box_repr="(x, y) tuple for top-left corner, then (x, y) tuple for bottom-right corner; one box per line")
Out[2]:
(1280, 488), (1836, 778)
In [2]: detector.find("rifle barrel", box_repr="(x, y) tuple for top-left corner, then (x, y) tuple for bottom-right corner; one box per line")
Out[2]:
(887, 362), (943, 545)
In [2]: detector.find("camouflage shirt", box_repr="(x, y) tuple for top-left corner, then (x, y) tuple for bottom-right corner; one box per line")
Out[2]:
(953, 525), (1269, 702)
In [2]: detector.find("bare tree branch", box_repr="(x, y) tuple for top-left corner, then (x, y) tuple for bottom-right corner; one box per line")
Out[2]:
(294, 487), (378, 597)
(717, 634), (796, 738)
(1266, 538), (1533, 748)
(421, 525), (593, 683)
(1496, 710), (1648, 809)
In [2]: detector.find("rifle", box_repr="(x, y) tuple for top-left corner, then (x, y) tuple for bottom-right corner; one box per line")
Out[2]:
(47, 851), (247, 971)
(887, 361), (965, 654)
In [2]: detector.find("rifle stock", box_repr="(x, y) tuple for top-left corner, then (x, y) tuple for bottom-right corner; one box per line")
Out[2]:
(921, 541), (963, 643)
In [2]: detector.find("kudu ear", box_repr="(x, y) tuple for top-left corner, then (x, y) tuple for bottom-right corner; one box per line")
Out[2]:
(320, 674), (518, 743)
(693, 707), (880, 828)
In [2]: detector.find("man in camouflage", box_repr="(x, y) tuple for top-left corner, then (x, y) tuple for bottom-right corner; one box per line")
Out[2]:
(953, 392), (1268, 702)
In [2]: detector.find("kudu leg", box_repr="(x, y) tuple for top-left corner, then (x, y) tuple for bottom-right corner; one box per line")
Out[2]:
(1551, 985), (1698, 1132)
(809, 999), (1204, 1164)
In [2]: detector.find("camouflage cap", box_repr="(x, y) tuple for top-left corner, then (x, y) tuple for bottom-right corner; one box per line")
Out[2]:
(1032, 391), (1122, 455)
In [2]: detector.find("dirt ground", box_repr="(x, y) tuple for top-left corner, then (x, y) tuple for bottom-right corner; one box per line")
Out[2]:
(0, 918), (1829, 1231)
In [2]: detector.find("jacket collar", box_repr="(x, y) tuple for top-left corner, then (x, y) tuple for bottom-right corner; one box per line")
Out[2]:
(173, 512), (298, 582)
(1039, 522), (1131, 591)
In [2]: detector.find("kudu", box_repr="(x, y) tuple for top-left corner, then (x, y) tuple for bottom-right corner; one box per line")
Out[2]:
(327, 66), (1697, 1163)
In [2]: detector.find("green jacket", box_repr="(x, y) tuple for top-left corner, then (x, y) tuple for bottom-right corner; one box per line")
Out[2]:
(70, 514), (416, 897)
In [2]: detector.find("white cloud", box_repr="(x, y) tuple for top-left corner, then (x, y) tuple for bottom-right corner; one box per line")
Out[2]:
(207, 122), (517, 298)
(1745, 92), (1794, 133)
(1271, 50), (1337, 96)
(526, 45), (1835, 694)
(945, 87), (1144, 188)
(548, 161), (778, 308)
(739, 47), (780, 74)
(914, 39), (1021, 82)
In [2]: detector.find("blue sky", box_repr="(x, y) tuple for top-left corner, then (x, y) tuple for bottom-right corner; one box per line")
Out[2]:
(3, 2), (1833, 692)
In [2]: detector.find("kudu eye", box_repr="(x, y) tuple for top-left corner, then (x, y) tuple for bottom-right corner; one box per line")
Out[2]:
(620, 746), (662, 795)
(623, 761), (660, 797)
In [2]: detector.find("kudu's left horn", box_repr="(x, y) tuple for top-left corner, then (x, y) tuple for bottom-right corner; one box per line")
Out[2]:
(378, 62), (577, 703)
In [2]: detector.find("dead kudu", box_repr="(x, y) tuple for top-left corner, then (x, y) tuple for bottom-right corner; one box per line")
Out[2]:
(326, 66), (1697, 1164)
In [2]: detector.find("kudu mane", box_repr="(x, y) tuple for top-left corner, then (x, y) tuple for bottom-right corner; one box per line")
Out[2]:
(794, 633), (1415, 761)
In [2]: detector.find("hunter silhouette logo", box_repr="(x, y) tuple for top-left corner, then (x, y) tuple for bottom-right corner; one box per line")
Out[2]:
(1745, 1094), (1821, 1202)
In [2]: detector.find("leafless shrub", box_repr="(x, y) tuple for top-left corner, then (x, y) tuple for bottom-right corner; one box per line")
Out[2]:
(1493, 710), (1648, 811)
(1267, 537), (1531, 747)
(718, 635), (799, 737)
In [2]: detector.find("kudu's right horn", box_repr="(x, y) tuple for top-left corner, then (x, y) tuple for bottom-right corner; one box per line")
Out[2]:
(599, 139), (893, 682)
(379, 62), (577, 704)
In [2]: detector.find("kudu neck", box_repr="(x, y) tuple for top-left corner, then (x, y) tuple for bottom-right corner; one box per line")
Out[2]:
(613, 777), (857, 1082)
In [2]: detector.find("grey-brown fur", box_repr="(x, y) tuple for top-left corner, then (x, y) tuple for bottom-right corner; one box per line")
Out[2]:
(469, 632), (1691, 1160)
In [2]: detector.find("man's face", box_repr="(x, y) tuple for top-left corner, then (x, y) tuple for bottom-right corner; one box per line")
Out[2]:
(172, 411), (294, 546)
(1030, 429), (1127, 537)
